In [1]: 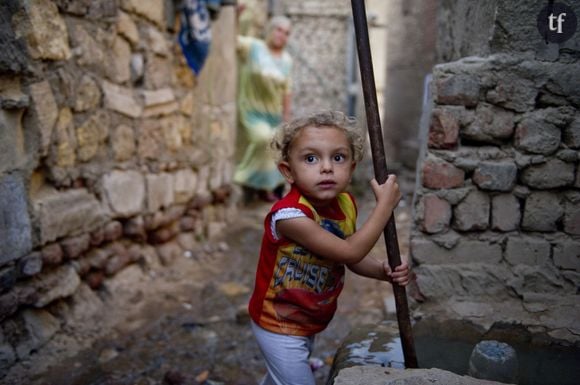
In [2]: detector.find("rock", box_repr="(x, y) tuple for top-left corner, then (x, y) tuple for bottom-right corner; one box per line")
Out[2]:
(468, 340), (518, 384)
(333, 364), (507, 385)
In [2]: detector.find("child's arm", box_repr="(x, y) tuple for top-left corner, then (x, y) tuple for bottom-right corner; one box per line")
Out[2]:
(276, 175), (401, 265)
(347, 257), (410, 286)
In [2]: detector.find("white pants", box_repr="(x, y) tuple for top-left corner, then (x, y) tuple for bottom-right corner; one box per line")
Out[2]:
(251, 320), (316, 385)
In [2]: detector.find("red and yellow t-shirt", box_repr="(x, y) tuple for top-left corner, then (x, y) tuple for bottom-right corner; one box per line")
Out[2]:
(248, 186), (358, 336)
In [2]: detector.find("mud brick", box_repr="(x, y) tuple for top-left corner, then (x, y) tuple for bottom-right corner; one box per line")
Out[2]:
(41, 243), (63, 266)
(61, 234), (90, 259)
(422, 156), (465, 189)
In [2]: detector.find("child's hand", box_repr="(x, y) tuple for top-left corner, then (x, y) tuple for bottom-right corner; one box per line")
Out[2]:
(383, 260), (410, 286)
(370, 175), (402, 212)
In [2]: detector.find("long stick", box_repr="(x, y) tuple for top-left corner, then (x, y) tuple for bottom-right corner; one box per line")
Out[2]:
(350, 0), (418, 368)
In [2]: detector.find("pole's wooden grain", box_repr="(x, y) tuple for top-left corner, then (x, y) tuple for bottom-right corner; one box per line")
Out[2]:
(350, 0), (418, 368)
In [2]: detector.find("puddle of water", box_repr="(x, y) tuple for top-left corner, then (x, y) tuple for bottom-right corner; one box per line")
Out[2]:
(332, 320), (580, 385)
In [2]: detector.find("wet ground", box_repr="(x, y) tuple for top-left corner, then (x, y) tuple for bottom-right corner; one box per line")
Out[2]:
(16, 181), (413, 385)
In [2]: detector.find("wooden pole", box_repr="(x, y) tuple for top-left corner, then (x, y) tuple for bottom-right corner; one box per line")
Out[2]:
(350, 0), (418, 368)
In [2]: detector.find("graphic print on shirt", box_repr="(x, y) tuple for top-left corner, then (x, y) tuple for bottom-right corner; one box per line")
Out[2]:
(271, 218), (346, 326)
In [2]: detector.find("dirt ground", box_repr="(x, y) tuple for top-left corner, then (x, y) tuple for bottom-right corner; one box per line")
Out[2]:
(3, 172), (415, 385)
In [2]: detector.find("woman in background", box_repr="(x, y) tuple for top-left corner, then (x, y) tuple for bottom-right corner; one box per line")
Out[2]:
(234, 15), (293, 202)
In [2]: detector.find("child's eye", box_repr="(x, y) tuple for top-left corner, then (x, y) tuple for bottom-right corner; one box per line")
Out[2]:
(334, 154), (346, 162)
(305, 155), (318, 164)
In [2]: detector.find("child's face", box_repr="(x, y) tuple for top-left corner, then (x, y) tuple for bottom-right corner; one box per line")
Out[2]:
(279, 126), (356, 208)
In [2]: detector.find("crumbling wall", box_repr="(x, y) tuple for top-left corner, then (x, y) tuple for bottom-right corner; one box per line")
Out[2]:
(412, 0), (580, 343)
(0, 0), (236, 371)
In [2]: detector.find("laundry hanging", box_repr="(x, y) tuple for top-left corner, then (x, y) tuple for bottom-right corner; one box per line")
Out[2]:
(178, 0), (221, 75)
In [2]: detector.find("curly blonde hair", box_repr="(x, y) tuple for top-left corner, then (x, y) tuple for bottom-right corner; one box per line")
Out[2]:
(271, 110), (366, 163)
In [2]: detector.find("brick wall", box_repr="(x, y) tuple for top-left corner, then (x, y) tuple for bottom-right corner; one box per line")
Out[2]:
(411, 0), (579, 343)
(0, 0), (236, 370)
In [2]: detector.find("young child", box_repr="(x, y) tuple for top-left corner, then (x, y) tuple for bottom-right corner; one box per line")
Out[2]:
(248, 110), (410, 385)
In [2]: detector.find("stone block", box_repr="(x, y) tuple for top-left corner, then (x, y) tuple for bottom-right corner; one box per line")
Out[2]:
(102, 170), (145, 217)
(462, 103), (514, 143)
(102, 80), (142, 118)
(0, 77), (28, 109)
(15, 308), (60, 359)
(156, 242), (182, 266)
(173, 169), (197, 204)
(0, 109), (25, 174)
(13, 0), (71, 61)
(117, 11), (139, 47)
(563, 115), (580, 148)
(143, 26), (170, 57)
(411, 237), (502, 265)
(429, 106), (461, 150)
(553, 240), (580, 270)
(146, 173), (174, 213)
(103, 221), (123, 242)
(106, 36), (131, 84)
(73, 75), (101, 112)
(522, 192), (563, 232)
(121, 0), (165, 27)
(141, 88), (175, 107)
(421, 156), (465, 189)
(0, 174), (32, 265)
(563, 200), (580, 235)
(52, 107), (76, 167)
(491, 194), (520, 232)
(435, 74), (480, 107)
(514, 114), (561, 155)
(144, 54), (173, 89)
(137, 119), (163, 161)
(521, 159), (575, 189)
(508, 264), (570, 296)
(486, 76), (536, 113)
(18, 252), (42, 277)
(70, 24), (105, 72)
(60, 234), (91, 259)
(473, 161), (517, 191)
(505, 236), (551, 266)
(111, 124), (136, 162)
(31, 264), (81, 308)
(41, 243), (63, 266)
(32, 188), (107, 245)
(143, 101), (179, 118)
(28, 80), (58, 156)
(453, 190), (490, 231)
(419, 194), (451, 234)
(161, 115), (184, 151)
(0, 343), (16, 372)
(76, 110), (109, 162)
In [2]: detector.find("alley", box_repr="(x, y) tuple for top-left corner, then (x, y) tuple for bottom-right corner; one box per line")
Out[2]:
(7, 181), (413, 385)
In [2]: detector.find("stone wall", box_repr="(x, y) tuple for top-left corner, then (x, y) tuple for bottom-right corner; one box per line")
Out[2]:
(281, 0), (352, 116)
(411, 0), (580, 343)
(0, 0), (236, 371)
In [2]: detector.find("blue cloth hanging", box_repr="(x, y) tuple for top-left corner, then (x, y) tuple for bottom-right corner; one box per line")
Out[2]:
(178, 0), (221, 75)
